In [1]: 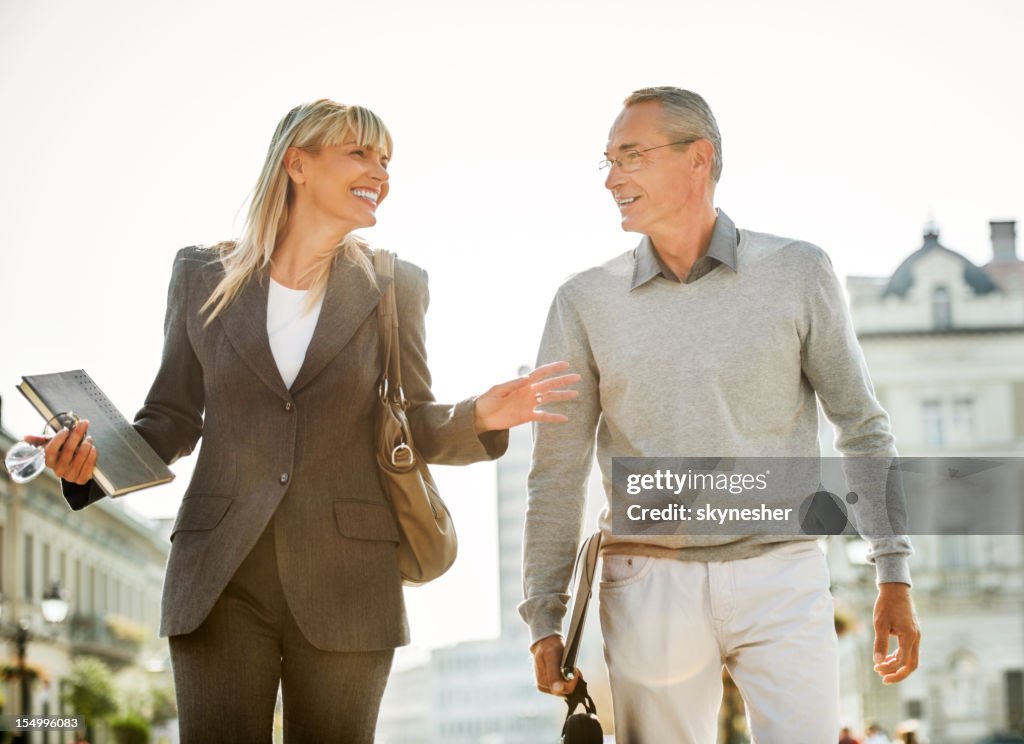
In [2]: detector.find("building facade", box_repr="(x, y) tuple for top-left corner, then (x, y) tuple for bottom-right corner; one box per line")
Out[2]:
(829, 220), (1024, 742)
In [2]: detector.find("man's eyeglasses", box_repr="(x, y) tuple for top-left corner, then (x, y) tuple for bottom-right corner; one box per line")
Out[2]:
(598, 139), (698, 172)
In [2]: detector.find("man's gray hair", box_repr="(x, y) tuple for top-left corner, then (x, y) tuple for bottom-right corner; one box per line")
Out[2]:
(623, 87), (723, 183)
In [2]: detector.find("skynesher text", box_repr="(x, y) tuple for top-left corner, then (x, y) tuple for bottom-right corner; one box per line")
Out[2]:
(627, 503), (794, 524)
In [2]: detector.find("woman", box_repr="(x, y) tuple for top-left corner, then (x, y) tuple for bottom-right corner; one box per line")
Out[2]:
(30, 99), (578, 743)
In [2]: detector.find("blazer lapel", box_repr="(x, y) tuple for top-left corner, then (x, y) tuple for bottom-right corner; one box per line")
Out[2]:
(289, 254), (391, 394)
(199, 263), (291, 402)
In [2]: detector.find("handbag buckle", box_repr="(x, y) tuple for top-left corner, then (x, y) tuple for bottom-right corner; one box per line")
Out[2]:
(378, 378), (410, 410)
(391, 443), (414, 468)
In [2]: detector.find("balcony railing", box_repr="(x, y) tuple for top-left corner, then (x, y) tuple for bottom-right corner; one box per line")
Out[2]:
(67, 613), (145, 666)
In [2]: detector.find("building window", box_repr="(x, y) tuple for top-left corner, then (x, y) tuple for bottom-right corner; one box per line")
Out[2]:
(951, 397), (975, 443)
(940, 535), (970, 570)
(42, 542), (51, 590)
(1014, 382), (1024, 438)
(932, 286), (952, 329)
(1007, 670), (1023, 733)
(74, 559), (82, 613)
(922, 399), (944, 447)
(945, 652), (981, 718)
(23, 534), (34, 601)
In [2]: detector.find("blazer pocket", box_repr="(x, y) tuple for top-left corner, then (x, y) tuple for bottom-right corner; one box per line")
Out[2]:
(170, 495), (232, 541)
(333, 500), (401, 543)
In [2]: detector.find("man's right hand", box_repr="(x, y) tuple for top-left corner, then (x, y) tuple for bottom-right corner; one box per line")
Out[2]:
(530, 635), (580, 697)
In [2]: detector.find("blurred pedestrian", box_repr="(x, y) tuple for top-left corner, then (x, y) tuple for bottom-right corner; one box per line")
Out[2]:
(865, 722), (892, 744)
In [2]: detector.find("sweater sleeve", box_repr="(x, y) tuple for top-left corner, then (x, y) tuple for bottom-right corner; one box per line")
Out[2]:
(519, 286), (602, 643)
(799, 246), (913, 585)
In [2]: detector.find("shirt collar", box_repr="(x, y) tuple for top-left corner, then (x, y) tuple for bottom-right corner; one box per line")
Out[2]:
(630, 209), (739, 290)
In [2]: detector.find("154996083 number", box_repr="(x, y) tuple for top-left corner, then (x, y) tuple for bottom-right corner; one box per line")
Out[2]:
(13, 716), (80, 730)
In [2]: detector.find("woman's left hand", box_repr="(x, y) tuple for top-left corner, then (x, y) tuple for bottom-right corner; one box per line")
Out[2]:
(473, 361), (580, 434)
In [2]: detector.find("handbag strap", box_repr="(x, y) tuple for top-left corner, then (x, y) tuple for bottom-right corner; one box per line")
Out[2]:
(561, 531), (603, 679)
(373, 249), (405, 406)
(563, 676), (598, 718)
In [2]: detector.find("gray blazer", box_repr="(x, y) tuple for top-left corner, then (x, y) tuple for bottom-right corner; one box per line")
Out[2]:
(63, 246), (506, 651)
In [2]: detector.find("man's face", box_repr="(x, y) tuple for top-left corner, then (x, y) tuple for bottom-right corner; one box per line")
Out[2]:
(604, 101), (703, 236)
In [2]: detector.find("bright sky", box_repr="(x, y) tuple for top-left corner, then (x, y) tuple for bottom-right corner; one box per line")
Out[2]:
(1, 0), (1022, 650)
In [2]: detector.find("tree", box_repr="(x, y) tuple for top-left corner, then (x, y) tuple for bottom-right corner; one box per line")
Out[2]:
(147, 685), (177, 728)
(63, 656), (117, 743)
(110, 713), (150, 744)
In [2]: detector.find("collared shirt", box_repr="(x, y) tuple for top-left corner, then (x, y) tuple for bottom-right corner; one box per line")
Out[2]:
(631, 209), (740, 289)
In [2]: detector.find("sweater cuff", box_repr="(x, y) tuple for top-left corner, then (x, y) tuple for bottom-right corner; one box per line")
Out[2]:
(874, 553), (912, 587)
(519, 594), (570, 645)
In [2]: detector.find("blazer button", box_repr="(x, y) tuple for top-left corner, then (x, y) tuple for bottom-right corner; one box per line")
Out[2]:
(284, 401), (293, 412)
(279, 473), (289, 484)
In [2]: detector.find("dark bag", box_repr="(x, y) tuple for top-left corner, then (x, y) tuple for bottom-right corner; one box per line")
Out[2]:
(561, 677), (603, 744)
(373, 250), (458, 586)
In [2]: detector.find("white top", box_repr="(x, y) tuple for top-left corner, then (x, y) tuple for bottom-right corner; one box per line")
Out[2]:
(267, 278), (324, 389)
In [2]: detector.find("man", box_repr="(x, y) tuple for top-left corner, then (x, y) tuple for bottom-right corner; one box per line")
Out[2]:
(865, 723), (893, 744)
(521, 87), (921, 742)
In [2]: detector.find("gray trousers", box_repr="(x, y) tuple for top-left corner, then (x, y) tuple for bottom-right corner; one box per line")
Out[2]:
(168, 518), (394, 743)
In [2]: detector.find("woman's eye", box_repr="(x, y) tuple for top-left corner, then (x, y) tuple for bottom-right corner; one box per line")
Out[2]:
(351, 149), (365, 157)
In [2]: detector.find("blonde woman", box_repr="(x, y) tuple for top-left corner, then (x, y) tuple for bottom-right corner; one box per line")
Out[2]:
(32, 99), (578, 743)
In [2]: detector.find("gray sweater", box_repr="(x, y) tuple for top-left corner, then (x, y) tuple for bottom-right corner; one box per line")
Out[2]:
(520, 211), (913, 643)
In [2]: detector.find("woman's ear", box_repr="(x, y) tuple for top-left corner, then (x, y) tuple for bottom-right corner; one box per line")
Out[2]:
(283, 146), (307, 184)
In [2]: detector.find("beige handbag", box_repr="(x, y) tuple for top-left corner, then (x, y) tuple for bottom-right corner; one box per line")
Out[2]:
(374, 249), (458, 586)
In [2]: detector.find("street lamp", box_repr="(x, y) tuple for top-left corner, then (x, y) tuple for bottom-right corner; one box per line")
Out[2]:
(40, 584), (69, 625)
(0, 582), (69, 744)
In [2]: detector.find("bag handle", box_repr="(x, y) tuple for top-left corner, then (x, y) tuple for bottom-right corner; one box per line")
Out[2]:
(373, 250), (405, 407)
(561, 531), (602, 679)
(564, 676), (598, 718)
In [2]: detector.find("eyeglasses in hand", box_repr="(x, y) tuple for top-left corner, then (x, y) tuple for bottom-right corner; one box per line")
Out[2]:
(4, 412), (80, 484)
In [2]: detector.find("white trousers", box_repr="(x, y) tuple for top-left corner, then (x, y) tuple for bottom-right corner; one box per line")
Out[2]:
(599, 541), (839, 744)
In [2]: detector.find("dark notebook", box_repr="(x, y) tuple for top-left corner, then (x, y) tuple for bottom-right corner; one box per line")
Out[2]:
(17, 369), (174, 497)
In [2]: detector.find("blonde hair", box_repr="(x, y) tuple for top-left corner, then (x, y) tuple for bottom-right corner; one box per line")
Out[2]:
(202, 99), (393, 322)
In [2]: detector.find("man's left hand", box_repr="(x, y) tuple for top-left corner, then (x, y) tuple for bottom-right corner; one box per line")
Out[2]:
(872, 582), (921, 684)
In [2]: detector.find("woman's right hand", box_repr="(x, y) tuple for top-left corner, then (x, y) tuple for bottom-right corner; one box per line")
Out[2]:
(24, 419), (98, 485)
